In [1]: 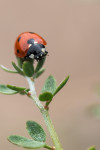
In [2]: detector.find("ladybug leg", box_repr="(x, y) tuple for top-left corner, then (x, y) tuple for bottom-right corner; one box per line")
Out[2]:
(34, 52), (46, 61)
(34, 54), (40, 61)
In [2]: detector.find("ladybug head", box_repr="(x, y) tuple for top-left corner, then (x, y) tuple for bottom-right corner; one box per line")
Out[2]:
(25, 39), (48, 60)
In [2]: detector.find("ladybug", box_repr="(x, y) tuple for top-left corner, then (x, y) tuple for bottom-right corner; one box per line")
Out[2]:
(14, 32), (48, 61)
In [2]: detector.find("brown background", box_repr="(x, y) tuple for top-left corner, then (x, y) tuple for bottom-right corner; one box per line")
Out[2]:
(0, 0), (100, 150)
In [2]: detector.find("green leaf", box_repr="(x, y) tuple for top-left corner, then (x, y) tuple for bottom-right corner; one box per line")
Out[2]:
(39, 75), (56, 101)
(8, 135), (46, 149)
(0, 84), (18, 95)
(26, 121), (46, 142)
(42, 75), (57, 94)
(34, 68), (45, 78)
(16, 57), (24, 68)
(0, 65), (18, 73)
(39, 92), (53, 101)
(7, 85), (29, 95)
(7, 85), (27, 92)
(7, 85), (30, 95)
(35, 57), (46, 73)
(12, 62), (24, 76)
(22, 61), (34, 77)
(87, 146), (96, 150)
(53, 75), (69, 96)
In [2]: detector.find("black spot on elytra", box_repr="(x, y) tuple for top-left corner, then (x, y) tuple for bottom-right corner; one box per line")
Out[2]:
(17, 49), (19, 53)
(18, 37), (21, 42)
(29, 32), (34, 34)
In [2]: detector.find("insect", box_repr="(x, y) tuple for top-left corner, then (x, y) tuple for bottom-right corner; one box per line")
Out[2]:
(14, 32), (48, 61)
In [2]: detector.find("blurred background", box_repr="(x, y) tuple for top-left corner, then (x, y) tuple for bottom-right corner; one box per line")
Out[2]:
(0, 0), (100, 150)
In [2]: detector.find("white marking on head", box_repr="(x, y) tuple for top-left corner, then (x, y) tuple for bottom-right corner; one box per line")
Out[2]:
(42, 48), (45, 52)
(41, 54), (42, 56)
(34, 41), (38, 44)
(37, 56), (39, 58)
(28, 44), (32, 48)
(29, 54), (34, 59)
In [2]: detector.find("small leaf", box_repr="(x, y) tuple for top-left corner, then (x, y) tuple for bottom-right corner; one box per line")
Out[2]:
(53, 75), (69, 96)
(22, 61), (34, 77)
(7, 85), (29, 95)
(8, 135), (45, 149)
(87, 146), (96, 150)
(35, 57), (46, 73)
(0, 65), (17, 73)
(12, 62), (24, 75)
(42, 75), (57, 94)
(16, 57), (24, 68)
(7, 85), (27, 92)
(0, 85), (18, 95)
(34, 68), (45, 78)
(26, 121), (46, 142)
(39, 92), (53, 101)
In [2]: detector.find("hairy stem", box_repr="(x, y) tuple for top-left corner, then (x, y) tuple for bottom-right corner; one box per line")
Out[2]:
(26, 77), (63, 150)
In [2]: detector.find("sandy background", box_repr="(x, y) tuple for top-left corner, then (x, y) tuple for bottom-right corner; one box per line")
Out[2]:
(0, 0), (100, 150)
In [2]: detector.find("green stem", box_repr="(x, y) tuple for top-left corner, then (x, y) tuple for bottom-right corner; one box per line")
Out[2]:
(26, 77), (63, 150)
